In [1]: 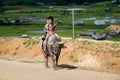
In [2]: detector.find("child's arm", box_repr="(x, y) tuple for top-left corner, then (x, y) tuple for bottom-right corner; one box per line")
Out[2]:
(44, 24), (49, 34)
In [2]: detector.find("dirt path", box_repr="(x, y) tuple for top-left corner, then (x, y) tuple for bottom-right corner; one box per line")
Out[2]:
(0, 59), (119, 80)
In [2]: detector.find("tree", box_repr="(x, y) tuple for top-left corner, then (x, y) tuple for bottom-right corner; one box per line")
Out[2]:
(0, 0), (3, 6)
(0, 0), (4, 13)
(0, 0), (110, 6)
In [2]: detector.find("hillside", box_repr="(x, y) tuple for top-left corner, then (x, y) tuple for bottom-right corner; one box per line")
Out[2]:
(0, 37), (120, 73)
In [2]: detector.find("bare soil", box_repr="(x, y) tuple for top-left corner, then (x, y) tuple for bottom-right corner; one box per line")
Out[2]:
(0, 59), (120, 80)
(0, 37), (120, 74)
(106, 25), (120, 31)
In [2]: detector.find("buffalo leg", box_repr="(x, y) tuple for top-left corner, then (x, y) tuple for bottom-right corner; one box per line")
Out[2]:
(42, 49), (49, 68)
(45, 55), (49, 68)
(56, 55), (59, 67)
(50, 55), (56, 70)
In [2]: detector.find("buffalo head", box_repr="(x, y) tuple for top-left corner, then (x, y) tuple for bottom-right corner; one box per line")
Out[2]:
(49, 41), (65, 54)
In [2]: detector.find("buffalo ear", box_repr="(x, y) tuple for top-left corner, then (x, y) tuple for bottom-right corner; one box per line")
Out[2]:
(49, 43), (53, 46)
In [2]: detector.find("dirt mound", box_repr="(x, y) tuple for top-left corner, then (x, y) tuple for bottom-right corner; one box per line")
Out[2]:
(0, 38), (41, 57)
(0, 37), (120, 73)
(106, 25), (120, 31)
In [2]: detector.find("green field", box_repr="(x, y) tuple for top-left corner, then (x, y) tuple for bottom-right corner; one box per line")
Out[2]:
(0, 1), (120, 41)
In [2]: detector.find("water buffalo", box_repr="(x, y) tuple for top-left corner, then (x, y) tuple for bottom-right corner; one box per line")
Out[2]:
(40, 34), (64, 70)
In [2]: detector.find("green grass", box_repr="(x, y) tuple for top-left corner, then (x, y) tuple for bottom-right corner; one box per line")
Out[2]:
(69, 54), (78, 63)
(0, 25), (43, 36)
(108, 36), (120, 41)
(0, 1), (120, 41)
(25, 38), (39, 47)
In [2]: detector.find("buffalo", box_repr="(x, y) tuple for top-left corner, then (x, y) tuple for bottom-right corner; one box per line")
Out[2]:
(40, 34), (65, 70)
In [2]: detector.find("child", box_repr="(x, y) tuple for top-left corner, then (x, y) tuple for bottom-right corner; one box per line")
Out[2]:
(43, 16), (60, 51)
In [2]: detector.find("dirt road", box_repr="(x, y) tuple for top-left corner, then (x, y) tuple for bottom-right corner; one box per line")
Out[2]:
(0, 59), (120, 80)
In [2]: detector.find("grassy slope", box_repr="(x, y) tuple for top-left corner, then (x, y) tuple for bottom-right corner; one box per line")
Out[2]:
(0, 1), (120, 41)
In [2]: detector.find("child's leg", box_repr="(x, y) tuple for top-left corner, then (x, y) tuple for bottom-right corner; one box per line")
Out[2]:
(44, 34), (50, 51)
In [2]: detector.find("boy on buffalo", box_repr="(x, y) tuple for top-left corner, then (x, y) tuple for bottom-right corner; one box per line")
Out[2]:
(43, 16), (60, 51)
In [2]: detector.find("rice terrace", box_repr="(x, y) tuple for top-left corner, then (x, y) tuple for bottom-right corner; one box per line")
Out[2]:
(0, 0), (120, 80)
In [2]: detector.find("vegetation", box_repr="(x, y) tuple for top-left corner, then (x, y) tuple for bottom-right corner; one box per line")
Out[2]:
(69, 54), (78, 63)
(25, 38), (39, 47)
(0, 1), (120, 41)
(0, 0), (112, 6)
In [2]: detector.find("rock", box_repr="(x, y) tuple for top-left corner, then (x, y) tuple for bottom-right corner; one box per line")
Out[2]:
(90, 34), (106, 40)
(75, 20), (84, 25)
(108, 31), (120, 36)
(80, 32), (96, 36)
(21, 34), (29, 38)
